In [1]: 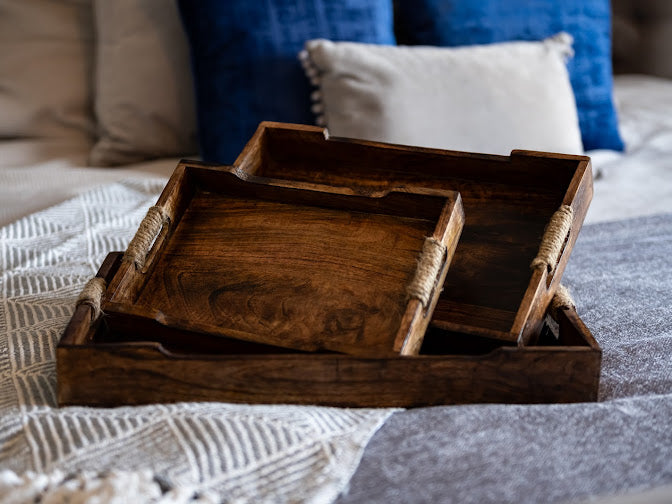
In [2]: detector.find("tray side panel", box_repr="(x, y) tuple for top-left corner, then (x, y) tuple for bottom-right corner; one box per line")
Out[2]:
(56, 345), (600, 408)
(511, 153), (594, 345)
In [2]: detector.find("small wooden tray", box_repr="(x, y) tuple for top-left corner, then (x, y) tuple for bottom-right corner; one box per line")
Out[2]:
(232, 122), (594, 345)
(57, 252), (601, 407)
(101, 164), (464, 357)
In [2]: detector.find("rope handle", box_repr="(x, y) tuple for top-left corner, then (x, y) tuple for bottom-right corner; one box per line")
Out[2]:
(550, 284), (576, 319)
(122, 206), (170, 270)
(76, 277), (107, 322)
(407, 237), (447, 308)
(530, 205), (573, 274)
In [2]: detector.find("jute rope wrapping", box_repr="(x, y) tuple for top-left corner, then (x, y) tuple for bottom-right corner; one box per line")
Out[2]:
(530, 205), (574, 273)
(407, 237), (447, 308)
(550, 283), (576, 319)
(76, 277), (107, 321)
(123, 205), (169, 270)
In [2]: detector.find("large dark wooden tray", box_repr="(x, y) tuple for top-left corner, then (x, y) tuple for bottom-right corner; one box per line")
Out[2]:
(101, 164), (463, 357)
(231, 122), (594, 345)
(57, 252), (601, 407)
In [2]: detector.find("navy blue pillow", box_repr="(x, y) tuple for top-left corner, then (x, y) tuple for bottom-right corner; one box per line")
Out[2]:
(178, 0), (395, 164)
(394, 0), (624, 152)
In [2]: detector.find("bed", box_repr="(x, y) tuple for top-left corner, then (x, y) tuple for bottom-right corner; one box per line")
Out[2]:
(1, 1), (671, 503)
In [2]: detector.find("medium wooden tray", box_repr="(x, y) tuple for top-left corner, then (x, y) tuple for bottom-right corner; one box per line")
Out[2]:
(58, 252), (601, 407)
(231, 122), (594, 345)
(101, 164), (464, 357)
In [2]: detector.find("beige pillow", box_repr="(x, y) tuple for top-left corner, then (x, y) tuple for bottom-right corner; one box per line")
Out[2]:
(301, 34), (583, 156)
(90, 0), (198, 166)
(0, 0), (95, 143)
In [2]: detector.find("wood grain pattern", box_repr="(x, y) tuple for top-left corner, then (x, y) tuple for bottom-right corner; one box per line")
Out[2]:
(56, 124), (601, 407)
(56, 342), (600, 408)
(57, 252), (601, 408)
(230, 122), (594, 344)
(104, 167), (463, 357)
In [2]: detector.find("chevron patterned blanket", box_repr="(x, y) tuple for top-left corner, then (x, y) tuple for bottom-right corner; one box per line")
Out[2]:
(0, 178), (395, 503)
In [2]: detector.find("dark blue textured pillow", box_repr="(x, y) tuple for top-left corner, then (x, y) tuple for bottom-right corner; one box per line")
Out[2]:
(394, 0), (624, 152)
(178, 0), (395, 163)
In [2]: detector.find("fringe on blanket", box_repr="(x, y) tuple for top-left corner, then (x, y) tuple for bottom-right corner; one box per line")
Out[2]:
(0, 470), (217, 504)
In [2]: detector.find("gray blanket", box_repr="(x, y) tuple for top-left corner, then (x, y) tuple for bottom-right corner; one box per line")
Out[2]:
(338, 213), (672, 504)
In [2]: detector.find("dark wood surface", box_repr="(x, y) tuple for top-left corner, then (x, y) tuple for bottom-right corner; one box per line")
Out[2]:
(57, 253), (601, 408)
(103, 166), (464, 357)
(229, 122), (594, 344)
(57, 123), (600, 407)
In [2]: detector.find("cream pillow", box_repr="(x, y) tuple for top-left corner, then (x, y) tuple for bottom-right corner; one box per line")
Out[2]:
(301, 34), (583, 155)
(90, 0), (198, 166)
(0, 0), (95, 143)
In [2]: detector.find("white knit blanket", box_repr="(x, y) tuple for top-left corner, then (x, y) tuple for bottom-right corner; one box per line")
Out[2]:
(0, 178), (396, 503)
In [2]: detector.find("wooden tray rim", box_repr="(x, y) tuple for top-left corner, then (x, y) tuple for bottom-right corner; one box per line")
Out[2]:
(102, 168), (465, 357)
(229, 122), (595, 346)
